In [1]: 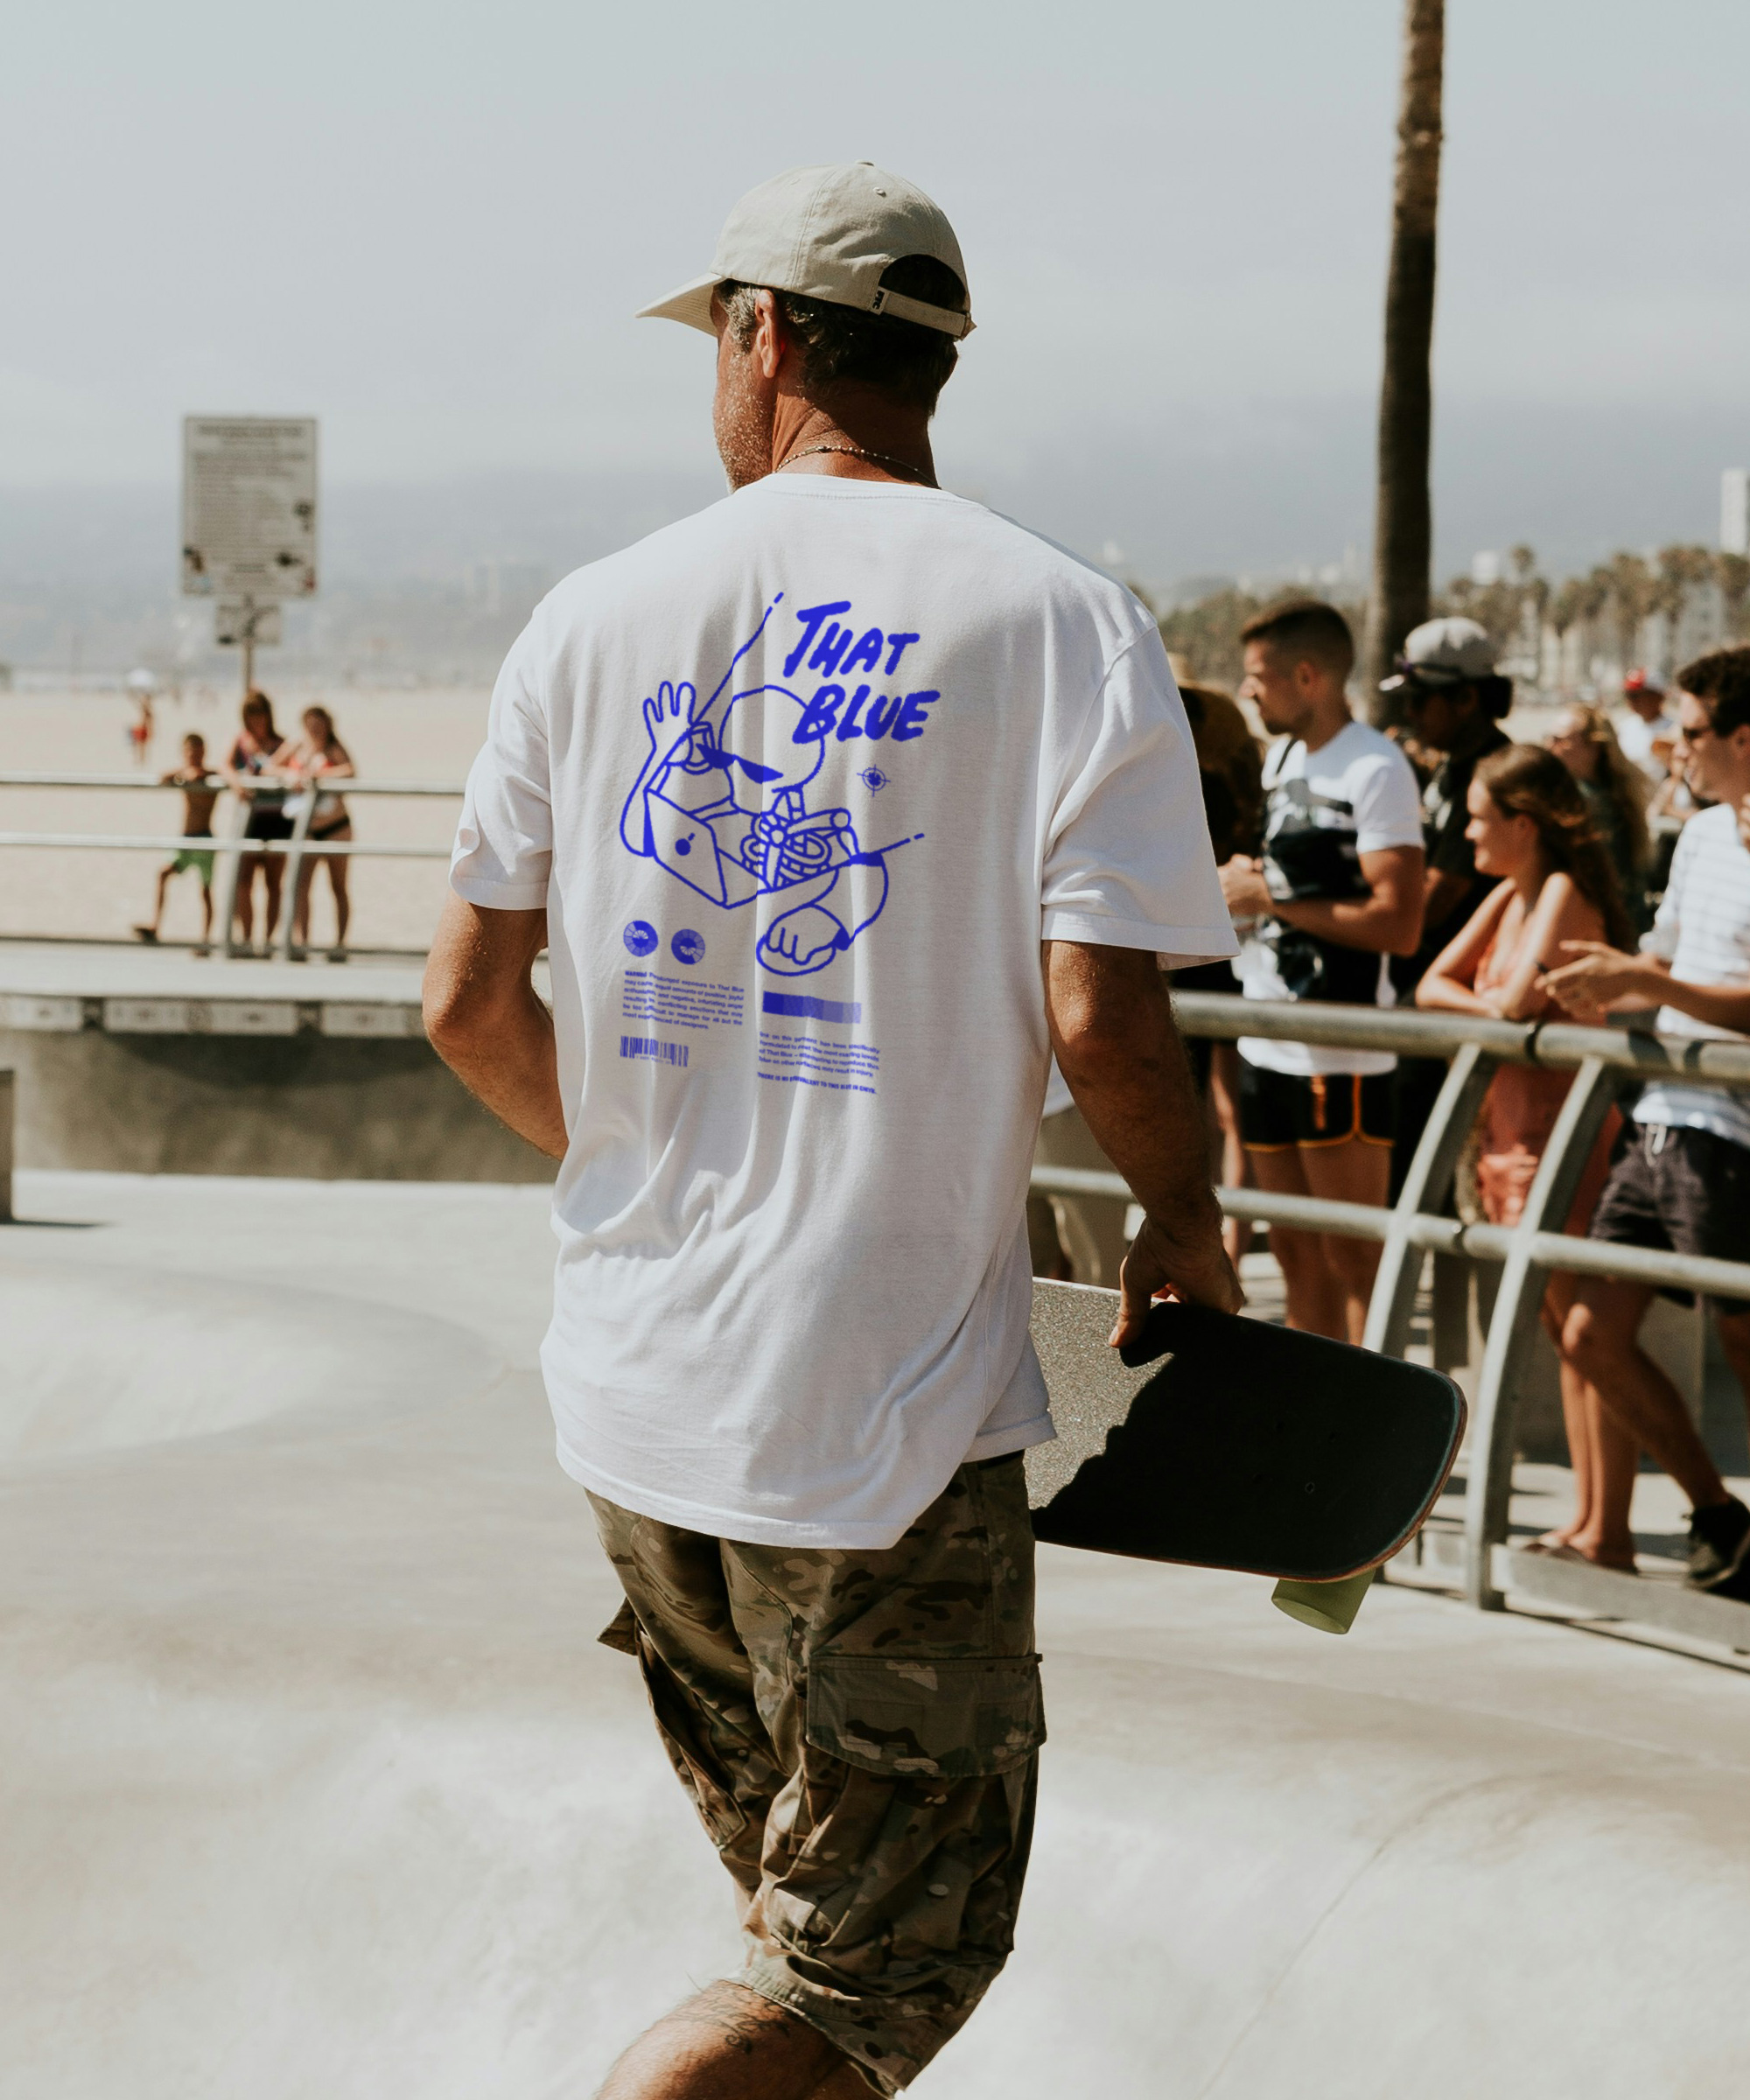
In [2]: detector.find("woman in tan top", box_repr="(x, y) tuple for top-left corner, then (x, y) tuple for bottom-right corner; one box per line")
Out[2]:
(1418, 744), (1637, 1568)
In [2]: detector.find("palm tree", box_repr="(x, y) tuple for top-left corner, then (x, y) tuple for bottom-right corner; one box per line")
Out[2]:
(1365, 0), (1446, 721)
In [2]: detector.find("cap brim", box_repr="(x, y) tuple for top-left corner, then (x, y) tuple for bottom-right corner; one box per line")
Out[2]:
(635, 272), (720, 337)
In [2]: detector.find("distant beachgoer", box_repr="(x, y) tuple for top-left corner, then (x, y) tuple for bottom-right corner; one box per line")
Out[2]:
(132, 732), (220, 953)
(1615, 668), (1674, 786)
(281, 705), (356, 960)
(224, 690), (290, 950)
(1546, 702), (1652, 930)
(1417, 744), (1634, 1567)
(127, 691), (154, 767)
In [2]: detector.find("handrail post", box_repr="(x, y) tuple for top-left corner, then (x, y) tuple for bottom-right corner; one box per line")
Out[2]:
(276, 790), (318, 962)
(1362, 1038), (1502, 1359)
(214, 792), (248, 960)
(0, 1068), (13, 1223)
(1462, 1054), (1620, 1610)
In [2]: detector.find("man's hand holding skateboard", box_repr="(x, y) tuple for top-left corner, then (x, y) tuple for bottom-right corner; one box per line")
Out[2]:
(1042, 940), (1244, 1348)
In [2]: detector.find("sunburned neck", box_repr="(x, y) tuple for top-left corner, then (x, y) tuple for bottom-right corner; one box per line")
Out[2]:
(768, 391), (937, 487)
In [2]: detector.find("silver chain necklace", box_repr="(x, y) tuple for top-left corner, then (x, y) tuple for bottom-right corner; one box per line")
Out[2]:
(777, 442), (931, 481)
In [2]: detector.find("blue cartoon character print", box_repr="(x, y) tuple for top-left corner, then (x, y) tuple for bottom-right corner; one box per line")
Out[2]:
(620, 595), (923, 977)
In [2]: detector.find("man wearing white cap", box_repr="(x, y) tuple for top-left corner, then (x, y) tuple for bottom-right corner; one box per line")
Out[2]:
(1380, 616), (1514, 1187)
(424, 163), (1238, 2095)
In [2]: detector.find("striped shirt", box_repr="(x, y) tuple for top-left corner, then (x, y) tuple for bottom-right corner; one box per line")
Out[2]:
(1634, 803), (1750, 1151)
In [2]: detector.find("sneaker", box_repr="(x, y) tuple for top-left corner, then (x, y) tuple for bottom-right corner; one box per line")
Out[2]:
(1686, 1496), (1750, 1591)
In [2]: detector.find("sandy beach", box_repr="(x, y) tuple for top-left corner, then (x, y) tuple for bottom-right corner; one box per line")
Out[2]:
(0, 685), (492, 952)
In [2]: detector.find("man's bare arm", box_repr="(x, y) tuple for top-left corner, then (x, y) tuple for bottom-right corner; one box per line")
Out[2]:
(1221, 844), (1425, 956)
(423, 892), (567, 1158)
(1044, 941), (1242, 1348)
(1543, 942), (1750, 1033)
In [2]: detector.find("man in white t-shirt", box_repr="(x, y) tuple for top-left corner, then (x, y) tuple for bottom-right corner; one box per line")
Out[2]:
(1217, 600), (1425, 1343)
(1547, 648), (1750, 1594)
(422, 162), (1239, 2097)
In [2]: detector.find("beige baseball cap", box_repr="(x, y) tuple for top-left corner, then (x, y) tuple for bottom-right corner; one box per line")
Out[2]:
(637, 161), (973, 340)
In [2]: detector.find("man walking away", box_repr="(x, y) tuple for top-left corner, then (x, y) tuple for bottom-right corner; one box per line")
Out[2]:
(1546, 647), (1750, 1592)
(1219, 600), (1424, 1342)
(423, 162), (1240, 2096)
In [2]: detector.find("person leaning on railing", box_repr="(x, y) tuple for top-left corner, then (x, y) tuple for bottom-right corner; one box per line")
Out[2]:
(1542, 647), (1750, 1597)
(1415, 744), (1634, 1570)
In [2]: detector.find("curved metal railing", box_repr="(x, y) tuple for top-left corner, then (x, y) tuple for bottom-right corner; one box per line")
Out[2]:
(1031, 990), (1750, 1648)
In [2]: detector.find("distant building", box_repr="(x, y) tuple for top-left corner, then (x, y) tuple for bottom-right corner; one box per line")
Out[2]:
(1723, 469), (1749, 557)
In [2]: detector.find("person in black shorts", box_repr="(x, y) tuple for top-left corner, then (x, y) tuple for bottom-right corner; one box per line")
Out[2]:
(1546, 648), (1750, 1592)
(1219, 601), (1425, 1343)
(224, 690), (291, 951)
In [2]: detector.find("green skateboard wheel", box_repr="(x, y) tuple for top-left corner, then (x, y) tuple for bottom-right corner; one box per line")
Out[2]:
(1270, 1567), (1375, 1635)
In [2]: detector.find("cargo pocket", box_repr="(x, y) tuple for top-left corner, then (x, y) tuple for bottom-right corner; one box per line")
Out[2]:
(805, 1653), (1045, 1780)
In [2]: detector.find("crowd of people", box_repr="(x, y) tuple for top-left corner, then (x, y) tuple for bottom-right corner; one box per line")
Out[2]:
(134, 690), (356, 957)
(1035, 606), (1750, 1598)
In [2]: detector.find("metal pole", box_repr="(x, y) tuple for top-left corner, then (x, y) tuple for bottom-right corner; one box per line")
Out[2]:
(215, 791), (249, 958)
(1462, 1055), (1620, 1609)
(241, 598), (256, 702)
(0, 1069), (13, 1222)
(1363, 1038), (1500, 1358)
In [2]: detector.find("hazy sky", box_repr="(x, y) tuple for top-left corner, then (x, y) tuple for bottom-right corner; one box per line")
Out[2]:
(5, 0), (1749, 581)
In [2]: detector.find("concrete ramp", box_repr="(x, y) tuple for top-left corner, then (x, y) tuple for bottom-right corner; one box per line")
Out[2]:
(0, 1256), (502, 1460)
(2, 1173), (1747, 2098)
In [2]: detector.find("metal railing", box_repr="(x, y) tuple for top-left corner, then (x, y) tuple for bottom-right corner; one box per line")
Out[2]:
(1031, 990), (1750, 1643)
(0, 772), (463, 961)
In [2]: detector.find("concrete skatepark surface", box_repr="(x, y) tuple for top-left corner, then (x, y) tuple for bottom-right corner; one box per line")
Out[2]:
(4, 1172), (1749, 2097)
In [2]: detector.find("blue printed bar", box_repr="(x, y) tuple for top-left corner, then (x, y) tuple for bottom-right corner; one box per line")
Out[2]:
(762, 991), (863, 1026)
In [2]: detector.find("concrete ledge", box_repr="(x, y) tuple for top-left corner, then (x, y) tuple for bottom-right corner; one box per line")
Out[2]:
(0, 1027), (553, 1182)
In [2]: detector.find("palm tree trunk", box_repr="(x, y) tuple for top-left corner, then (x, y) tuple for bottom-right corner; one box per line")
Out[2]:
(1364, 0), (1446, 721)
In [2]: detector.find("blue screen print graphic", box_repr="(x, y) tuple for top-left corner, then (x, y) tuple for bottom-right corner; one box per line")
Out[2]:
(619, 594), (923, 977)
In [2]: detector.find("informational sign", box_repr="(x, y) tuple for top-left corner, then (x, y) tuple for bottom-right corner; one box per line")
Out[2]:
(181, 416), (318, 600)
(214, 602), (283, 648)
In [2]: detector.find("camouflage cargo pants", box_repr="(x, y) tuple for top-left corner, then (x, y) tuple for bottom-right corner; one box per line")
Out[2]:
(590, 1453), (1044, 2094)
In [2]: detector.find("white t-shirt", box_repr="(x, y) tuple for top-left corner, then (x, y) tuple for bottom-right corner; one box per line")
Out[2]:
(1615, 707), (1673, 784)
(452, 475), (1234, 1549)
(1236, 720), (1424, 1077)
(1634, 803), (1750, 1151)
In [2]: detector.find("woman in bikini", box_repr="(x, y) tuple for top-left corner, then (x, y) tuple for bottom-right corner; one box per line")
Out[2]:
(280, 705), (356, 960)
(1418, 744), (1639, 1569)
(224, 691), (290, 949)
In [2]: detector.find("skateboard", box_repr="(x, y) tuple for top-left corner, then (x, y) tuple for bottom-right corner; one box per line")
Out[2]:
(1025, 1282), (1466, 1630)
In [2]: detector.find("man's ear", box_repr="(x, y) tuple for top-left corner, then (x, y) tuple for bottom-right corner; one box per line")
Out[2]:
(752, 289), (787, 382)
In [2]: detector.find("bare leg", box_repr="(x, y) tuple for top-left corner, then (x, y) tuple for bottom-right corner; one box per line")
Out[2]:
(1543, 1278), (1639, 1564)
(261, 857), (285, 944)
(198, 878), (213, 947)
(328, 854), (350, 947)
(290, 860), (315, 948)
(1563, 1281), (1728, 1510)
(596, 1982), (867, 2100)
(234, 853), (260, 944)
(1296, 1136), (1390, 1347)
(1246, 1145), (1346, 1339)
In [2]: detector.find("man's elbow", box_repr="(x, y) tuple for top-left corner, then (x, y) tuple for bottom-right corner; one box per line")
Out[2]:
(1053, 1008), (1144, 1091)
(1389, 906), (1425, 957)
(422, 965), (494, 1060)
